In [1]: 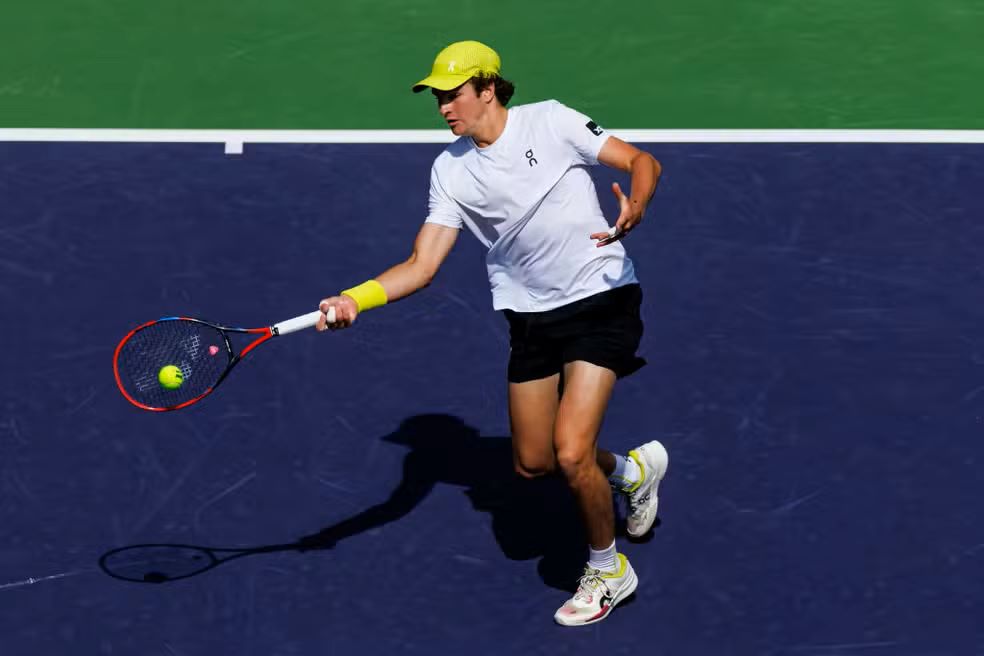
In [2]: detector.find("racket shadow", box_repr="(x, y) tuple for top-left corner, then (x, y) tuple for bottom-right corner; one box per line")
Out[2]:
(98, 414), (596, 592)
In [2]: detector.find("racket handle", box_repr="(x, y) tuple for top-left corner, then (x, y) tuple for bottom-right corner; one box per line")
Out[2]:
(273, 310), (324, 335)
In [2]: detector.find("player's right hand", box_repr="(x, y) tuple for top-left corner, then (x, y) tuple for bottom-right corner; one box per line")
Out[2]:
(317, 295), (359, 331)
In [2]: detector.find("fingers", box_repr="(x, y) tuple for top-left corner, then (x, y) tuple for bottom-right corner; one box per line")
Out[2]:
(592, 223), (634, 247)
(315, 307), (330, 331)
(595, 182), (641, 246)
(592, 224), (626, 247)
(317, 305), (347, 331)
(316, 296), (358, 331)
(589, 225), (619, 240)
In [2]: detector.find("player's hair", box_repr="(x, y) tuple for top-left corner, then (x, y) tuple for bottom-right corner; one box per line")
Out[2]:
(470, 73), (515, 106)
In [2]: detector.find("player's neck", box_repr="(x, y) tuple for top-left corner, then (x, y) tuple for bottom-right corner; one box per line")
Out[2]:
(470, 105), (509, 149)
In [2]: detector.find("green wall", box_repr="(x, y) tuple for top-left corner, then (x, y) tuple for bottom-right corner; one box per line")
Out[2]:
(2, 0), (981, 129)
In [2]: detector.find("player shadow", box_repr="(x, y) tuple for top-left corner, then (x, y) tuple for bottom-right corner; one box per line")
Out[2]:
(296, 413), (594, 591)
(99, 414), (657, 592)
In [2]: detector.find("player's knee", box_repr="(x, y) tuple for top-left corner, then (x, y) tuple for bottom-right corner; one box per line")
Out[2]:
(513, 456), (555, 479)
(554, 443), (593, 481)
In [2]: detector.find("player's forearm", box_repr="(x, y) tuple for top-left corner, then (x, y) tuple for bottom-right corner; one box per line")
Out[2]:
(371, 222), (458, 304)
(373, 258), (436, 303)
(629, 152), (661, 213)
(334, 224), (456, 315)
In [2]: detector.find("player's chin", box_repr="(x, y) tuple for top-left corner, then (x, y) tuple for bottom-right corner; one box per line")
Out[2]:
(447, 120), (465, 135)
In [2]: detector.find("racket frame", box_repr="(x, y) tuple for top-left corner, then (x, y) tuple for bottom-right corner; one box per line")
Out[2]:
(100, 543), (237, 583)
(113, 310), (323, 411)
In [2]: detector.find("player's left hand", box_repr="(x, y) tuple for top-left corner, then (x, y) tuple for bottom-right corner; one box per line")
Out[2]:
(590, 182), (645, 247)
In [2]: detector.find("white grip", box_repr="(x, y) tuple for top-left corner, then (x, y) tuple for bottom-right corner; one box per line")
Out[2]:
(273, 309), (327, 336)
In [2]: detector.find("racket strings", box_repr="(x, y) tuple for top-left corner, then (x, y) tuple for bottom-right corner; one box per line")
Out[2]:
(116, 320), (229, 409)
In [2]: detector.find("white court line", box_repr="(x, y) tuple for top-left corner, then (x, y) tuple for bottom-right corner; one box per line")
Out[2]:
(1, 128), (984, 155)
(0, 568), (96, 591)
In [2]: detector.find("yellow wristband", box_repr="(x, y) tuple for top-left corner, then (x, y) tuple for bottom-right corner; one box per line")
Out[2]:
(340, 280), (388, 312)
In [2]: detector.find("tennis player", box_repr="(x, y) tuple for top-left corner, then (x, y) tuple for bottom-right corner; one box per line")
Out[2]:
(316, 40), (668, 626)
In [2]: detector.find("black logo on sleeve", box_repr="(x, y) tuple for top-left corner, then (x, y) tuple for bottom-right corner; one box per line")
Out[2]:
(525, 149), (538, 166)
(586, 121), (604, 136)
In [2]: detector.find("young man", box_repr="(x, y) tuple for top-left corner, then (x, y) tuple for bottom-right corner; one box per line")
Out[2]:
(315, 40), (668, 626)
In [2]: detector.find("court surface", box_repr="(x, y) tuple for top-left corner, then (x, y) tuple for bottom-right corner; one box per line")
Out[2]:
(1, 140), (982, 654)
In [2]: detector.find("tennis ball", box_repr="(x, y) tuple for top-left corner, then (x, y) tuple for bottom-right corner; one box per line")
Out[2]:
(158, 365), (184, 390)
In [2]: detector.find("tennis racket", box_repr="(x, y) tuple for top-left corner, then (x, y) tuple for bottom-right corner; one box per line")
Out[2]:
(112, 307), (333, 411)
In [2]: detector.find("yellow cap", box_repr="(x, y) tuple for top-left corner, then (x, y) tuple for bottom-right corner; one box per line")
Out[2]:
(412, 41), (501, 93)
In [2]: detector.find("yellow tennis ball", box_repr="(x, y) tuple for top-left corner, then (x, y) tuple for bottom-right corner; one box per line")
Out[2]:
(158, 365), (184, 390)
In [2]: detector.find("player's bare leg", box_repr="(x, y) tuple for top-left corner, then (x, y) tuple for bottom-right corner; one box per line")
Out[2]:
(550, 360), (639, 626)
(553, 361), (617, 549)
(508, 374), (561, 478)
(508, 373), (622, 480)
(508, 362), (662, 625)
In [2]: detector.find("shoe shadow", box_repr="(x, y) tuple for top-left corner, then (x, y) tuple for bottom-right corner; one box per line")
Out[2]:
(99, 414), (594, 592)
(622, 517), (662, 544)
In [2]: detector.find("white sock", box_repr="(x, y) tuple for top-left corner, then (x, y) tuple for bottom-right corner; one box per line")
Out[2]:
(608, 453), (641, 491)
(588, 539), (618, 573)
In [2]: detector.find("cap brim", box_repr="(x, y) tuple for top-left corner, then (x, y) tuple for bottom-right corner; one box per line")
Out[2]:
(411, 74), (472, 93)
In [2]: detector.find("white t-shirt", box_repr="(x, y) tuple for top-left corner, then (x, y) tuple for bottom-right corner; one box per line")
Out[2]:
(425, 99), (638, 312)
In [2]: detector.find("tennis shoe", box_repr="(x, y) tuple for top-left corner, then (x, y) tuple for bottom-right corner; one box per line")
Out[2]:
(553, 553), (638, 626)
(625, 440), (668, 538)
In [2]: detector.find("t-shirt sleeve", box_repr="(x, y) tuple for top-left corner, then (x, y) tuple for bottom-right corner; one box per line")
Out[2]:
(424, 160), (464, 229)
(549, 100), (611, 166)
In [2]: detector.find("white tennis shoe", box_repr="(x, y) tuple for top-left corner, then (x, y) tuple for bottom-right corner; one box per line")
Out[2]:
(625, 440), (669, 538)
(554, 553), (638, 626)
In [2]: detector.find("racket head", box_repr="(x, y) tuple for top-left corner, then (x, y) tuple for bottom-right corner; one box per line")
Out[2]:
(113, 317), (235, 411)
(99, 544), (222, 583)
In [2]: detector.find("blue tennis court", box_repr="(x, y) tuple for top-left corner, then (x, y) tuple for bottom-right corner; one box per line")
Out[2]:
(1, 141), (981, 654)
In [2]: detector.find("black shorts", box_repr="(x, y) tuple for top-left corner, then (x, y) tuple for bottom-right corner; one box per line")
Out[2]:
(503, 284), (646, 383)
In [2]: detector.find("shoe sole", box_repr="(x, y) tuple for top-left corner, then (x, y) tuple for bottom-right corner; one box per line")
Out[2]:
(626, 441), (669, 538)
(553, 568), (639, 627)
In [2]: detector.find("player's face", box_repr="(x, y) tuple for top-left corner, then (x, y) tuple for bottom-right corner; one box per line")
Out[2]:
(433, 83), (487, 136)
